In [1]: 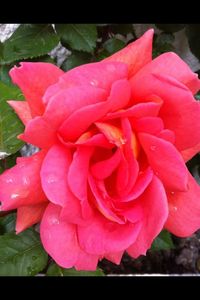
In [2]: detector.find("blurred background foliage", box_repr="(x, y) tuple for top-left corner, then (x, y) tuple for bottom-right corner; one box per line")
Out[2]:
(0, 24), (200, 275)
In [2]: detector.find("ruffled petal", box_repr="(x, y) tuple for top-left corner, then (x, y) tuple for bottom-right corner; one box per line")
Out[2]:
(58, 79), (131, 141)
(43, 85), (107, 130)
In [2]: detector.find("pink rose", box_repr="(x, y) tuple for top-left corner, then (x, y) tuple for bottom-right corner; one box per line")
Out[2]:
(1, 29), (200, 270)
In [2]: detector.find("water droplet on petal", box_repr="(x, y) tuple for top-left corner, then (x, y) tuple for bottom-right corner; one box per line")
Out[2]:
(90, 79), (98, 86)
(11, 193), (20, 200)
(173, 206), (178, 211)
(170, 191), (175, 195)
(6, 178), (13, 183)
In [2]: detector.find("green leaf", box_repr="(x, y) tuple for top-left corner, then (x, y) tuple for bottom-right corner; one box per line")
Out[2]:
(151, 230), (174, 251)
(61, 51), (92, 71)
(0, 213), (16, 234)
(46, 262), (105, 276)
(186, 25), (200, 61)
(0, 81), (24, 156)
(0, 65), (13, 86)
(103, 38), (126, 54)
(155, 24), (185, 33)
(0, 24), (59, 65)
(0, 228), (48, 276)
(56, 24), (97, 53)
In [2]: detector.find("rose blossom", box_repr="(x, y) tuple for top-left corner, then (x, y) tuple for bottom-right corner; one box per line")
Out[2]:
(0, 29), (200, 270)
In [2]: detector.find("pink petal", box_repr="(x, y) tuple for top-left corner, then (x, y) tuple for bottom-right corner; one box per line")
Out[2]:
(88, 175), (125, 224)
(133, 117), (164, 135)
(40, 144), (78, 209)
(118, 167), (153, 202)
(78, 211), (141, 255)
(91, 148), (121, 180)
(118, 118), (139, 196)
(139, 133), (188, 191)
(74, 251), (99, 271)
(16, 202), (48, 234)
(104, 100), (162, 120)
(165, 172), (200, 237)
(131, 51), (200, 94)
(68, 146), (94, 219)
(131, 73), (200, 151)
(127, 175), (168, 257)
(104, 251), (124, 265)
(43, 85), (107, 130)
(181, 142), (200, 162)
(7, 101), (32, 125)
(58, 79), (131, 141)
(76, 133), (113, 149)
(19, 116), (58, 149)
(40, 203), (80, 268)
(9, 62), (64, 117)
(41, 203), (99, 271)
(157, 129), (175, 144)
(0, 151), (46, 210)
(105, 29), (154, 77)
(58, 61), (128, 91)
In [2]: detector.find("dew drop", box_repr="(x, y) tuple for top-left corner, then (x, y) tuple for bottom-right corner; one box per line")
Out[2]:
(170, 191), (175, 195)
(173, 206), (178, 211)
(90, 79), (98, 86)
(6, 178), (13, 183)
(11, 193), (20, 200)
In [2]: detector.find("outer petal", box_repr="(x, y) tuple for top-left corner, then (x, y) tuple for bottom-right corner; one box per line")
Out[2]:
(131, 52), (200, 94)
(130, 73), (200, 151)
(105, 29), (154, 77)
(165, 172), (200, 237)
(127, 176), (168, 257)
(7, 101), (32, 125)
(19, 117), (58, 149)
(78, 211), (141, 255)
(10, 62), (64, 117)
(16, 202), (48, 234)
(43, 85), (107, 130)
(0, 151), (46, 210)
(139, 133), (188, 191)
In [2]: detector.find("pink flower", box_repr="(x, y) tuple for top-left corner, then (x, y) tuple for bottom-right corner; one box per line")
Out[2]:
(1, 29), (200, 270)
